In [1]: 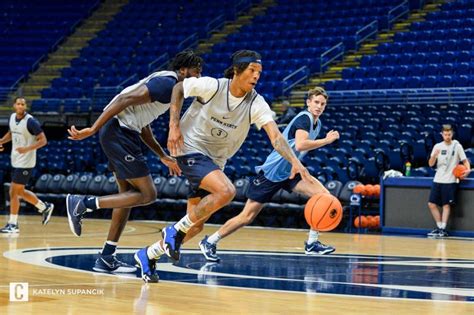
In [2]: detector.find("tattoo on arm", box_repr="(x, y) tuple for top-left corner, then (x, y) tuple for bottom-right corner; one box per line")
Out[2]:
(170, 83), (184, 126)
(272, 134), (298, 163)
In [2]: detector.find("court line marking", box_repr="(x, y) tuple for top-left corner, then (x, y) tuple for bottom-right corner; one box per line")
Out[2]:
(3, 247), (474, 302)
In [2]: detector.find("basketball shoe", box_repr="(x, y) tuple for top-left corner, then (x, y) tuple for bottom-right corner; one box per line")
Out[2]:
(134, 247), (159, 283)
(199, 235), (220, 262)
(93, 252), (137, 273)
(305, 241), (335, 255)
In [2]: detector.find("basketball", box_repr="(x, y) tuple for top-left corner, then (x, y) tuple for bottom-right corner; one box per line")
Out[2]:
(304, 193), (343, 231)
(453, 164), (466, 178)
(365, 184), (375, 197)
(354, 216), (368, 228)
(353, 184), (365, 194)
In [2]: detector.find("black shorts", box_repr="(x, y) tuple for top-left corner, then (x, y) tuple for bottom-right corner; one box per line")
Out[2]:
(11, 167), (33, 185)
(99, 118), (149, 180)
(429, 182), (458, 207)
(246, 172), (301, 204)
(176, 153), (220, 198)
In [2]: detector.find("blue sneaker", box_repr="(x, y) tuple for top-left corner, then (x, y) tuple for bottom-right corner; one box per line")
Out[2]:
(0, 223), (19, 234)
(305, 241), (335, 255)
(161, 225), (185, 262)
(42, 202), (54, 225)
(66, 194), (87, 237)
(199, 235), (220, 262)
(134, 247), (159, 283)
(93, 253), (137, 273)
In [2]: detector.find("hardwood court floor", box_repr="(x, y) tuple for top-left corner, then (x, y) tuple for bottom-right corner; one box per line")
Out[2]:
(0, 216), (473, 314)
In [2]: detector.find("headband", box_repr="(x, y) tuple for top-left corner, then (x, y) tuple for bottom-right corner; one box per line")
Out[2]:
(233, 57), (262, 65)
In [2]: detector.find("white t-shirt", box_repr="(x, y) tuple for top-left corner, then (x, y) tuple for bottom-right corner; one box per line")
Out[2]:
(431, 140), (467, 183)
(183, 76), (274, 129)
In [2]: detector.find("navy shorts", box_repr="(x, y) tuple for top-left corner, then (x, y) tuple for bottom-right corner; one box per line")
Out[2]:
(246, 172), (301, 204)
(99, 118), (149, 180)
(11, 167), (33, 185)
(176, 153), (219, 198)
(429, 182), (458, 207)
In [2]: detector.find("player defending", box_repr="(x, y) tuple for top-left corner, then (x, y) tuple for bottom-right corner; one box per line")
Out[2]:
(134, 50), (315, 282)
(65, 50), (202, 274)
(0, 97), (54, 233)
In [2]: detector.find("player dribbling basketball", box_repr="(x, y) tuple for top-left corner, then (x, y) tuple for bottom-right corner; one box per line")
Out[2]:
(199, 87), (340, 261)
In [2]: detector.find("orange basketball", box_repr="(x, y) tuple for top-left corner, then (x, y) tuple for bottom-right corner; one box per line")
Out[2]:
(365, 184), (375, 197)
(366, 215), (377, 228)
(304, 193), (343, 232)
(374, 184), (381, 197)
(453, 164), (467, 178)
(354, 216), (368, 228)
(353, 184), (365, 195)
(374, 215), (380, 228)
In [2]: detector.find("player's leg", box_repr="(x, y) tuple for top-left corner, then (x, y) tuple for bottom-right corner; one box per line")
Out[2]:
(292, 176), (335, 255)
(161, 154), (235, 262)
(20, 188), (54, 225)
(66, 117), (156, 236)
(66, 175), (156, 237)
(200, 199), (264, 261)
(93, 175), (136, 273)
(438, 183), (456, 238)
(135, 197), (202, 283)
(1, 182), (22, 233)
(427, 182), (443, 237)
(199, 173), (281, 261)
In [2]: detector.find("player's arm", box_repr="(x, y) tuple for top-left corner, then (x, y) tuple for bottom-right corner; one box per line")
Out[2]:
(262, 121), (315, 184)
(0, 131), (12, 152)
(295, 129), (339, 152)
(140, 125), (181, 176)
(68, 85), (151, 141)
(167, 81), (185, 156)
(428, 148), (440, 167)
(168, 77), (218, 156)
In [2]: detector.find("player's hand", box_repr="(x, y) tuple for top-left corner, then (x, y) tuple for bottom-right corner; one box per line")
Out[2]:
(433, 149), (440, 158)
(0, 144), (3, 152)
(16, 147), (29, 154)
(289, 160), (316, 185)
(161, 155), (182, 176)
(68, 125), (96, 141)
(460, 168), (470, 180)
(325, 130), (340, 144)
(167, 125), (184, 157)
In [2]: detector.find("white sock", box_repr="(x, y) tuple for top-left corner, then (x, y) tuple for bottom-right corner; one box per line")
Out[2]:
(207, 232), (222, 245)
(174, 214), (193, 233)
(436, 222), (443, 229)
(35, 200), (46, 212)
(440, 222), (447, 230)
(9, 214), (18, 225)
(308, 229), (319, 244)
(147, 241), (165, 260)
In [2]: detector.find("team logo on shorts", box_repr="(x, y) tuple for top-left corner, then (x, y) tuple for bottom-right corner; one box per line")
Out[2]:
(124, 155), (135, 162)
(187, 158), (195, 167)
(253, 178), (262, 186)
(22, 170), (29, 176)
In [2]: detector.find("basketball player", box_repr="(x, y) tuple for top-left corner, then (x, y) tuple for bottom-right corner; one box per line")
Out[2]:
(0, 97), (54, 233)
(134, 50), (315, 282)
(199, 87), (339, 261)
(65, 50), (203, 274)
(427, 124), (470, 238)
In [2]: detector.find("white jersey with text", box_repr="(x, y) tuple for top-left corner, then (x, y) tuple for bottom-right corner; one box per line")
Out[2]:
(9, 113), (38, 168)
(431, 140), (467, 183)
(179, 77), (274, 169)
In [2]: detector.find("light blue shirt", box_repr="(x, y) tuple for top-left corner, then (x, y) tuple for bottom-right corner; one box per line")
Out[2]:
(255, 111), (321, 182)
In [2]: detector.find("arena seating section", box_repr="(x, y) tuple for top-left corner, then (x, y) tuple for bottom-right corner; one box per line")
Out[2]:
(0, 0), (99, 89)
(325, 0), (474, 90)
(0, 0), (473, 228)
